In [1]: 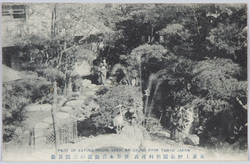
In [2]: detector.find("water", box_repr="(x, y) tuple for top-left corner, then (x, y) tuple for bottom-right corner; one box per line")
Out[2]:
(143, 73), (194, 136)
(144, 74), (157, 116)
(148, 79), (162, 118)
(183, 107), (194, 135)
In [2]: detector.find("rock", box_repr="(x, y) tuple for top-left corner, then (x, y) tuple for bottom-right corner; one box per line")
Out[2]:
(88, 84), (98, 89)
(65, 100), (84, 108)
(78, 95), (87, 100)
(58, 97), (67, 106)
(61, 106), (73, 113)
(156, 130), (170, 139)
(105, 79), (113, 86)
(73, 61), (91, 77)
(185, 134), (200, 146)
(77, 116), (88, 121)
(14, 127), (23, 136)
(61, 106), (81, 117)
(56, 112), (71, 119)
(82, 79), (92, 87)
(26, 104), (52, 112)
(91, 87), (99, 91)
(71, 92), (80, 97)
(85, 90), (96, 96)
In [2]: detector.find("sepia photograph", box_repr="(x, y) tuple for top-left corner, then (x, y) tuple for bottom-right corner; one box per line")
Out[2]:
(1, 2), (248, 161)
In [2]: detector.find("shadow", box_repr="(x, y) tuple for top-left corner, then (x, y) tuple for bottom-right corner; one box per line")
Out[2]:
(77, 117), (116, 137)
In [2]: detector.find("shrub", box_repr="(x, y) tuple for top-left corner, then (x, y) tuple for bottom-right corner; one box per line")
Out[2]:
(2, 77), (51, 142)
(93, 85), (144, 128)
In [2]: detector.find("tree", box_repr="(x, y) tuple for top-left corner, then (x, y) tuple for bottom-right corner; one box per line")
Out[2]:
(152, 56), (195, 130)
(191, 58), (247, 145)
(2, 3), (115, 150)
(128, 44), (168, 88)
(2, 77), (51, 142)
(206, 4), (247, 69)
(93, 85), (143, 129)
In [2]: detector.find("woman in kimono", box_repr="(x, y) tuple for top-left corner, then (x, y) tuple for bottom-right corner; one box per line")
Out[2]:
(98, 59), (108, 85)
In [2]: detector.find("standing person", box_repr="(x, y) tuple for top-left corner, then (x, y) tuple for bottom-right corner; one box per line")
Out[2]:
(170, 108), (177, 140)
(170, 107), (184, 142)
(98, 58), (108, 85)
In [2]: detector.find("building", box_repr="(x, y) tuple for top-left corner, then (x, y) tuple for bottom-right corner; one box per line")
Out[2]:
(2, 3), (104, 71)
(2, 3), (51, 69)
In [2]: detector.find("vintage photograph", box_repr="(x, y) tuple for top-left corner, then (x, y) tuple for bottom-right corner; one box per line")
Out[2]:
(1, 3), (248, 161)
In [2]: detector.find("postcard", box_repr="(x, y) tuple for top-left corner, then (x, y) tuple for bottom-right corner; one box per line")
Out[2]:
(1, 2), (248, 161)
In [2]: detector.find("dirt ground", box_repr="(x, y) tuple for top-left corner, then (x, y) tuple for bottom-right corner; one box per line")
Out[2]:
(2, 126), (248, 162)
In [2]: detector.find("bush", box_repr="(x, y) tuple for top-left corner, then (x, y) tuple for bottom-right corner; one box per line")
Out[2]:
(77, 85), (144, 136)
(2, 77), (51, 142)
(95, 86), (109, 95)
(72, 75), (82, 92)
(92, 85), (144, 128)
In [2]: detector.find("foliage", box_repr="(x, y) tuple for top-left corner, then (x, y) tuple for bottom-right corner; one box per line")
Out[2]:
(152, 55), (247, 148)
(2, 3), (247, 149)
(92, 85), (143, 128)
(95, 86), (109, 95)
(125, 44), (169, 88)
(192, 58), (245, 99)
(2, 77), (51, 142)
(190, 58), (247, 144)
(207, 23), (246, 55)
(130, 44), (167, 63)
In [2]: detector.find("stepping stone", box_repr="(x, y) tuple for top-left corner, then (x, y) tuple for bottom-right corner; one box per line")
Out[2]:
(65, 100), (84, 107)
(85, 91), (96, 96)
(26, 104), (52, 112)
(61, 106), (73, 113)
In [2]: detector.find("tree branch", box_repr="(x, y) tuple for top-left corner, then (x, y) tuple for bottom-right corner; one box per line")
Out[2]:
(236, 97), (247, 110)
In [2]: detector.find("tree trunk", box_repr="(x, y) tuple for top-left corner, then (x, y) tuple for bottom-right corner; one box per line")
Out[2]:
(51, 5), (57, 37)
(54, 6), (57, 36)
(63, 75), (67, 95)
(58, 41), (66, 67)
(67, 76), (73, 94)
(151, 27), (154, 42)
(51, 79), (59, 154)
(51, 12), (54, 37)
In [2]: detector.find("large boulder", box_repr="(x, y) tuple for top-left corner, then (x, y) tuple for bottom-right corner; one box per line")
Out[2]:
(185, 134), (200, 146)
(82, 79), (92, 87)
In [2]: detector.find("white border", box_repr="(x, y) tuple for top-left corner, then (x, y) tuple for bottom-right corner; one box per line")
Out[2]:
(0, 0), (249, 3)
(0, 1), (249, 164)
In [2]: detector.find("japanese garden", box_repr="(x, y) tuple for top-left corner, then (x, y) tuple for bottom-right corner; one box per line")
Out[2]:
(2, 3), (248, 161)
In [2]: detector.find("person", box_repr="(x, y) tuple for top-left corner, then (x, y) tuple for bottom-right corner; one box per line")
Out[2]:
(170, 107), (184, 142)
(98, 59), (108, 85)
